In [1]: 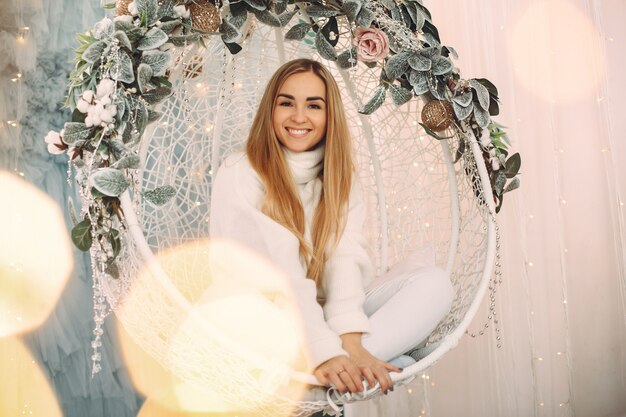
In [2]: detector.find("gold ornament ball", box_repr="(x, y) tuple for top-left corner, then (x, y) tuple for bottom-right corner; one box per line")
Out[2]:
(421, 100), (455, 132)
(116, 0), (132, 16)
(184, 55), (204, 79)
(189, 2), (221, 32)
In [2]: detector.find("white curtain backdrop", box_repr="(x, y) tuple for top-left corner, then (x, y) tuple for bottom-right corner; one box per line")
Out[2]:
(1, 1), (625, 416)
(350, 1), (626, 416)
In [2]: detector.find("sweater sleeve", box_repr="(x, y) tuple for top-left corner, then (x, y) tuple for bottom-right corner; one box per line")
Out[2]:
(209, 154), (347, 370)
(321, 181), (374, 336)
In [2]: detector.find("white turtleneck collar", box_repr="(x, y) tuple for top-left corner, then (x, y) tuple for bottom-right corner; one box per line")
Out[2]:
(282, 144), (325, 185)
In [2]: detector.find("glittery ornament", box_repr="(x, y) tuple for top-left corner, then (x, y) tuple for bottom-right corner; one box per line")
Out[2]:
(189, 2), (221, 32)
(421, 100), (455, 132)
(184, 55), (204, 78)
(116, 0), (132, 16)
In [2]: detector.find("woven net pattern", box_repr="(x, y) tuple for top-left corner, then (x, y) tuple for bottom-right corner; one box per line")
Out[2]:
(105, 19), (493, 416)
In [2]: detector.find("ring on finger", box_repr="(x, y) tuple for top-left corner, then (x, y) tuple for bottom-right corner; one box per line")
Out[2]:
(337, 369), (346, 374)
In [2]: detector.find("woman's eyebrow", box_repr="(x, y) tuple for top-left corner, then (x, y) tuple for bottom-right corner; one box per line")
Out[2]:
(277, 93), (326, 102)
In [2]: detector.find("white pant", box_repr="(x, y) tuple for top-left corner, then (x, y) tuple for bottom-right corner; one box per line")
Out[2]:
(360, 265), (454, 361)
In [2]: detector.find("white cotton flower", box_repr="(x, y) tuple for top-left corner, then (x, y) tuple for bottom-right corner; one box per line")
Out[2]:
(173, 5), (190, 18)
(85, 115), (94, 127)
(76, 98), (91, 114)
(94, 102), (105, 116)
(491, 158), (501, 171)
(97, 79), (116, 98)
(489, 148), (496, 157)
(480, 129), (491, 147)
(91, 114), (102, 127)
(82, 90), (94, 102)
(101, 108), (115, 124)
(44, 130), (65, 155)
(99, 95), (111, 106)
(108, 104), (117, 116)
(127, 1), (138, 16)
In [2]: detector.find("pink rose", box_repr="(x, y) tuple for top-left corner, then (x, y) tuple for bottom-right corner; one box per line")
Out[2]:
(44, 130), (67, 155)
(352, 26), (390, 62)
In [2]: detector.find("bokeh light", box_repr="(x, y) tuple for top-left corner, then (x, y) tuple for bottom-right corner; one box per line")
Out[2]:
(0, 171), (73, 337)
(509, 0), (605, 103)
(0, 336), (62, 417)
(117, 238), (307, 415)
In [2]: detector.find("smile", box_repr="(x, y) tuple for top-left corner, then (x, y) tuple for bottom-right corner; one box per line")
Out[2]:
(286, 128), (311, 137)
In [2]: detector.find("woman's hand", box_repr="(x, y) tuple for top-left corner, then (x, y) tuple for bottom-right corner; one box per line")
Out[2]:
(340, 333), (401, 395)
(313, 355), (364, 394)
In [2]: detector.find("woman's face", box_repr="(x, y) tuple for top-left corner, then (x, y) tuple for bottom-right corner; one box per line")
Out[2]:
(272, 71), (327, 153)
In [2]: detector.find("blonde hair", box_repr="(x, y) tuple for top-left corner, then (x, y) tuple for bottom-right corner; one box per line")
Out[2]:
(246, 58), (353, 286)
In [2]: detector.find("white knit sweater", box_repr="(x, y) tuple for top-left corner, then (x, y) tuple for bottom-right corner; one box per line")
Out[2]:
(209, 146), (374, 369)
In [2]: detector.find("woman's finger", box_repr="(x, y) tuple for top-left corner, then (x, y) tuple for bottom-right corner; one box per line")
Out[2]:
(360, 367), (376, 389)
(328, 371), (347, 394)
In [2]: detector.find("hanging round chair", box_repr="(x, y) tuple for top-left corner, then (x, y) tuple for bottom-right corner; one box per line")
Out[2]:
(50, 1), (519, 415)
(102, 24), (497, 417)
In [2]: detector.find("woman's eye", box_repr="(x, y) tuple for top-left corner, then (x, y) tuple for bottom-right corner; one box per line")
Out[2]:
(309, 103), (322, 109)
(278, 101), (293, 107)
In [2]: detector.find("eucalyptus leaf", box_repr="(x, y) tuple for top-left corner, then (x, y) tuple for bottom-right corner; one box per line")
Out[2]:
(359, 85), (387, 115)
(475, 78), (499, 98)
(142, 185), (176, 205)
(224, 41), (243, 55)
(431, 55), (453, 76)
(315, 31), (337, 61)
(110, 229), (121, 260)
(504, 153), (521, 178)
(452, 101), (474, 120)
(141, 50), (170, 76)
(419, 123), (454, 140)
(169, 33), (201, 47)
(337, 48), (358, 69)
(429, 79), (449, 100)
(137, 27), (168, 50)
(71, 220), (93, 251)
(494, 171), (507, 196)
(134, 101), (149, 139)
(355, 7), (375, 28)
(422, 20), (440, 44)
(82, 41), (108, 64)
(503, 177), (520, 193)
(385, 52), (410, 80)
(470, 79), (490, 111)
(158, 19), (181, 34)
(452, 91), (472, 107)
(278, 10), (297, 27)
(285, 22), (312, 40)
(109, 139), (131, 157)
(389, 84), (413, 106)
(343, 0), (362, 22)
(112, 50), (135, 83)
(408, 53), (431, 71)
(135, 0), (158, 23)
(253, 9), (282, 27)
(244, 0), (267, 11)
(305, 5), (340, 18)
(148, 110), (161, 121)
(114, 30), (132, 50)
(142, 86), (171, 104)
(63, 122), (92, 144)
(137, 63), (153, 93)
(442, 45), (459, 59)
(220, 19), (241, 43)
(112, 154), (141, 169)
(275, 0), (288, 14)
(91, 168), (130, 197)
(409, 70), (429, 95)
(67, 197), (79, 227)
(473, 105), (490, 128)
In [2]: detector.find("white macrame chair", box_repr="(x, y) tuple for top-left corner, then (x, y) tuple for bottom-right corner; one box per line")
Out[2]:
(105, 20), (497, 417)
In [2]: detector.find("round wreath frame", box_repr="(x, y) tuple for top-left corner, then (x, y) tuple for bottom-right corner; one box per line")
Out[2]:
(45, 0), (520, 411)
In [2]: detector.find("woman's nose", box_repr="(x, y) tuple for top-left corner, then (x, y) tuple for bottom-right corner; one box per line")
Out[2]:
(291, 105), (307, 123)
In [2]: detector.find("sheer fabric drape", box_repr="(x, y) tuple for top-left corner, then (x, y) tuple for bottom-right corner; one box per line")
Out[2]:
(2, 0), (625, 416)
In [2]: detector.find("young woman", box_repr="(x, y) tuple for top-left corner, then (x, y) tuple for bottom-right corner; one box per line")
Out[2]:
(210, 58), (453, 396)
